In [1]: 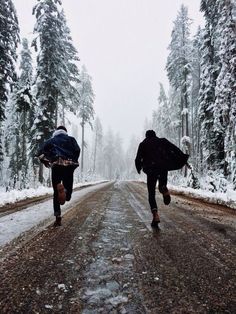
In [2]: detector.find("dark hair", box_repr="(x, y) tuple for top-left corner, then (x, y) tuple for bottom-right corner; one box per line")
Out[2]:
(57, 125), (67, 132)
(145, 130), (156, 138)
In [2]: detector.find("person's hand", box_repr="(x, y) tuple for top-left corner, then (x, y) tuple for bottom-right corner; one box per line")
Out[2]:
(42, 160), (50, 168)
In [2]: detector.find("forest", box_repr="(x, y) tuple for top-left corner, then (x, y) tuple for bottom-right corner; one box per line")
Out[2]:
(0, 0), (235, 192)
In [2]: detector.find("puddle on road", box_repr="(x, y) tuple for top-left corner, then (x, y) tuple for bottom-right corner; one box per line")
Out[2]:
(77, 186), (145, 313)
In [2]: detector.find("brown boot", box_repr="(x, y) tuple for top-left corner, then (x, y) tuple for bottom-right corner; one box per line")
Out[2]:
(159, 186), (171, 205)
(54, 216), (62, 227)
(162, 189), (171, 205)
(57, 183), (66, 205)
(151, 209), (160, 228)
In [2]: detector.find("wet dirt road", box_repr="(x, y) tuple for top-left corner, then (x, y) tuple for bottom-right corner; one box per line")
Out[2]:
(0, 181), (235, 313)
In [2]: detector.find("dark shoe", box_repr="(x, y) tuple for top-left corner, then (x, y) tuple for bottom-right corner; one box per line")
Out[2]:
(163, 189), (171, 205)
(151, 210), (160, 228)
(57, 183), (66, 205)
(54, 216), (62, 227)
(151, 220), (160, 228)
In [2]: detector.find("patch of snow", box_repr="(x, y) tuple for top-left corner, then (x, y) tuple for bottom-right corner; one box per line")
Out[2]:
(85, 287), (112, 299)
(124, 254), (134, 260)
(0, 181), (107, 207)
(105, 295), (128, 307)
(58, 284), (68, 292)
(45, 305), (53, 309)
(169, 184), (236, 210)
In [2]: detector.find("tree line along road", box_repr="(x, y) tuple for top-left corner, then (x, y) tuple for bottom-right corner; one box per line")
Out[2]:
(0, 181), (235, 313)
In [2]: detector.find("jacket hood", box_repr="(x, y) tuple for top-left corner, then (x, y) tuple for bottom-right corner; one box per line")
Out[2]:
(52, 129), (67, 137)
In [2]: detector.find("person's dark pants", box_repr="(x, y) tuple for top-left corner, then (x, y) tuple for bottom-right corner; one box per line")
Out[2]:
(51, 165), (76, 216)
(146, 170), (168, 211)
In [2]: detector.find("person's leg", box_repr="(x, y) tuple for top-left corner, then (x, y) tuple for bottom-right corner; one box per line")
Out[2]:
(147, 171), (158, 210)
(147, 171), (160, 226)
(158, 171), (171, 205)
(51, 166), (63, 219)
(62, 166), (75, 201)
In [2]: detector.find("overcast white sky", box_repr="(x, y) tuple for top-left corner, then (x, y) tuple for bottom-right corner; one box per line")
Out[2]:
(13, 0), (204, 145)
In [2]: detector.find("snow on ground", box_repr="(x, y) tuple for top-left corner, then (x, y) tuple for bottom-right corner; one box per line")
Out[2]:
(0, 182), (109, 248)
(0, 181), (106, 207)
(169, 185), (236, 210)
(137, 179), (236, 210)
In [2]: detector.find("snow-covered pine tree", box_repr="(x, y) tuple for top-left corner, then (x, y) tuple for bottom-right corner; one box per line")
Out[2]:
(214, 0), (236, 183)
(152, 83), (172, 140)
(199, 0), (222, 172)
(12, 38), (35, 188)
(0, 0), (20, 171)
(125, 136), (140, 179)
(102, 129), (125, 180)
(113, 133), (125, 180)
(103, 128), (115, 180)
(190, 27), (202, 169)
(4, 94), (20, 189)
(77, 65), (95, 174)
(32, 0), (80, 182)
(92, 117), (103, 175)
(166, 5), (192, 158)
(57, 9), (80, 123)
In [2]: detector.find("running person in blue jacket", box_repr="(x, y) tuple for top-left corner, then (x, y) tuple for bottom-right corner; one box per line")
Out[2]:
(37, 126), (80, 227)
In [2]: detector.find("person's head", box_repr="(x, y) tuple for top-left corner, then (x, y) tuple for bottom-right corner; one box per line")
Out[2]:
(56, 125), (67, 132)
(145, 130), (156, 138)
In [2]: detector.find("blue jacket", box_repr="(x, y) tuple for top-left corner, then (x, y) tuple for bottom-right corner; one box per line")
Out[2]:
(38, 131), (80, 164)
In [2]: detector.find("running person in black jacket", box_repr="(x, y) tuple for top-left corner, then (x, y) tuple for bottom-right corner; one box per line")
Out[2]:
(37, 126), (80, 227)
(135, 130), (188, 228)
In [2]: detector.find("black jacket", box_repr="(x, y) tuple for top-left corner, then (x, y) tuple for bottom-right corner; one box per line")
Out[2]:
(135, 136), (189, 173)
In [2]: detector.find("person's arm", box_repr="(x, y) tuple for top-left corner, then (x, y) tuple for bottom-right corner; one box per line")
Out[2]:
(36, 139), (52, 167)
(71, 138), (81, 160)
(135, 143), (143, 174)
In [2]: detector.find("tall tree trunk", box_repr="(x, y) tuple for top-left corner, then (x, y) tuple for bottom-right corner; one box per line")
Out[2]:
(81, 119), (85, 175)
(93, 130), (98, 173)
(39, 163), (44, 183)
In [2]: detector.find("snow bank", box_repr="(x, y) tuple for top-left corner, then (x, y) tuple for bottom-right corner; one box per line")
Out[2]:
(0, 181), (107, 207)
(136, 179), (236, 210)
(169, 184), (236, 210)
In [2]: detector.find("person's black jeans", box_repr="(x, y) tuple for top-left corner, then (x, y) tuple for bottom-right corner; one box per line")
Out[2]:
(146, 170), (168, 210)
(51, 165), (76, 216)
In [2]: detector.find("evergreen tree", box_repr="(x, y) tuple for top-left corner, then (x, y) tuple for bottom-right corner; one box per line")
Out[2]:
(103, 128), (115, 180)
(102, 129), (125, 180)
(0, 0), (19, 170)
(214, 0), (236, 181)
(124, 136), (140, 179)
(166, 5), (192, 156)
(32, 0), (80, 182)
(152, 83), (172, 139)
(199, 0), (222, 172)
(77, 65), (95, 174)
(5, 39), (35, 188)
(57, 9), (80, 123)
(92, 117), (103, 175)
(14, 39), (35, 187)
(190, 27), (202, 169)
